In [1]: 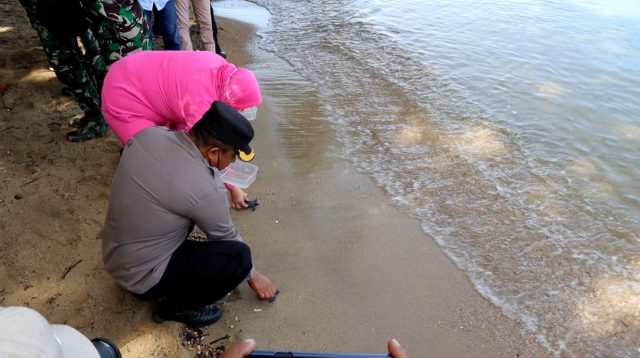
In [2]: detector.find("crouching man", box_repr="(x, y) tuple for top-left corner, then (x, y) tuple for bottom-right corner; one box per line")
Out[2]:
(101, 101), (277, 327)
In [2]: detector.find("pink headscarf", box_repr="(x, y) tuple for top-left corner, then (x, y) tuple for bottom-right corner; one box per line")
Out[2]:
(219, 67), (262, 110)
(102, 51), (262, 144)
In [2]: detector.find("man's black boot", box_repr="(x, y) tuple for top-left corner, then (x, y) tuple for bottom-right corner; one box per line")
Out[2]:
(152, 303), (223, 327)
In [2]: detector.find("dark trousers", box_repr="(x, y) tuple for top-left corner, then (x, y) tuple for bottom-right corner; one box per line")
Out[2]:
(135, 239), (252, 310)
(210, 7), (220, 48)
(145, 0), (181, 50)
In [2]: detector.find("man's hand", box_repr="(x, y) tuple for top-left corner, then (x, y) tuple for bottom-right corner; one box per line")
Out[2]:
(388, 339), (409, 358)
(248, 271), (277, 301)
(221, 339), (256, 358)
(230, 187), (249, 209)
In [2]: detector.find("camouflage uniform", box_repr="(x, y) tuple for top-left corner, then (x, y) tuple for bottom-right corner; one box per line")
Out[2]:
(79, 29), (107, 90)
(81, 0), (152, 65)
(18, 0), (107, 142)
(19, 0), (151, 141)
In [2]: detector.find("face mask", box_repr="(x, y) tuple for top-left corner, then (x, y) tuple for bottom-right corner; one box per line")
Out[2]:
(239, 107), (257, 121)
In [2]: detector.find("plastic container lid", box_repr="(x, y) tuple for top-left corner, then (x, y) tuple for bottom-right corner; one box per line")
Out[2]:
(220, 161), (259, 188)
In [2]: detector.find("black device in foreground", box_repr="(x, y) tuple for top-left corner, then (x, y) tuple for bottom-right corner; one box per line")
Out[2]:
(247, 351), (390, 358)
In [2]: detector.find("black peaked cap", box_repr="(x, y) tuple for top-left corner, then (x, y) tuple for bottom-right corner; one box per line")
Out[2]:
(199, 101), (255, 156)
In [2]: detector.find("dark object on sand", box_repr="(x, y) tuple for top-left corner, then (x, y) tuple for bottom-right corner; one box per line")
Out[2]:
(268, 289), (280, 303)
(247, 351), (390, 357)
(245, 198), (259, 211)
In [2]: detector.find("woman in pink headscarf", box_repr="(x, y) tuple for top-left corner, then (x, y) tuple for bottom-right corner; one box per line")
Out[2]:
(102, 50), (261, 143)
(102, 50), (262, 209)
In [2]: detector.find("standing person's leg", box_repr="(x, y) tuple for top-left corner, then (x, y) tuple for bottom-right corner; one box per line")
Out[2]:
(80, 29), (101, 68)
(42, 38), (106, 142)
(82, 0), (152, 65)
(50, 39), (107, 142)
(79, 29), (107, 92)
(19, 0), (106, 141)
(143, 8), (155, 46)
(192, 0), (215, 52)
(210, 6), (226, 58)
(155, 0), (181, 50)
(175, 0), (193, 50)
(136, 239), (252, 326)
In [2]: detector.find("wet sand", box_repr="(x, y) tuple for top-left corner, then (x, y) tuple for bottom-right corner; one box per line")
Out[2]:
(0, 2), (547, 357)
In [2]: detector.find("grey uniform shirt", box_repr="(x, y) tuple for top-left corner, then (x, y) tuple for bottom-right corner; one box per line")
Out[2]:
(101, 127), (243, 294)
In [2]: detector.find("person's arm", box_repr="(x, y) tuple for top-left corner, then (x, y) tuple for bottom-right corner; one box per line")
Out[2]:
(189, 191), (242, 241)
(189, 190), (277, 300)
(228, 185), (249, 209)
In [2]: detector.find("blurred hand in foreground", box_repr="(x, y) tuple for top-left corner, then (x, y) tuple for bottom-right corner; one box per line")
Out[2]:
(221, 339), (410, 358)
(388, 338), (409, 358)
(221, 339), (256, 358)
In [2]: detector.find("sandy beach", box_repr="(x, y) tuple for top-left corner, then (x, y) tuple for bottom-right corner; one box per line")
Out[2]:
(1, 1), (548, 356)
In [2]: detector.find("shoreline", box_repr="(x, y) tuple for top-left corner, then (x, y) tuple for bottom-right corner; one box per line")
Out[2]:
(213, 13), (548, 357)
(0, 3), (548, 357)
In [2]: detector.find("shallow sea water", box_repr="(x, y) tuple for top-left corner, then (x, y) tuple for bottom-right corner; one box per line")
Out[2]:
(216, 0), (640, 355)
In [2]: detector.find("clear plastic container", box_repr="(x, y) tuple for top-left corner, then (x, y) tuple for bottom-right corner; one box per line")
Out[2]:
(220, 161), (259, 188)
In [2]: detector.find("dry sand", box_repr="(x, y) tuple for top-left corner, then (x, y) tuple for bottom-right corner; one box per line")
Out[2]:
(0, 1), (548, 357)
